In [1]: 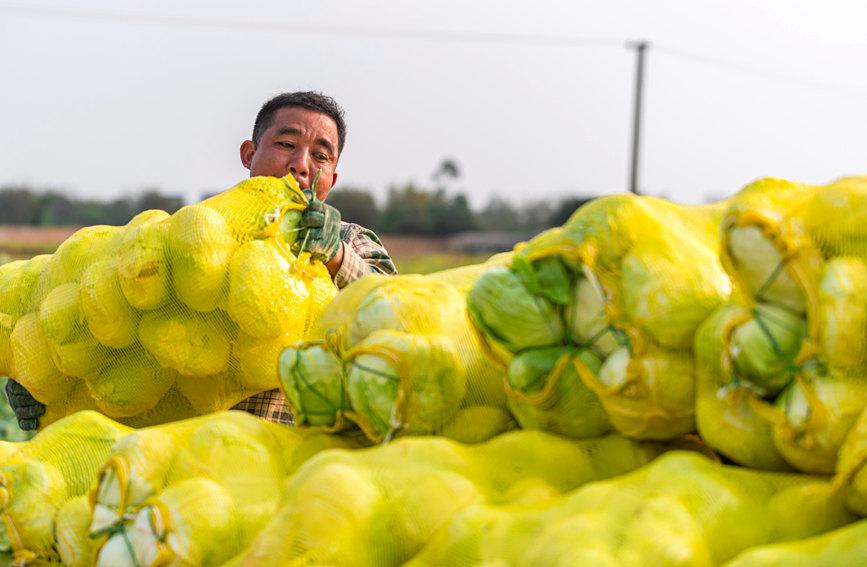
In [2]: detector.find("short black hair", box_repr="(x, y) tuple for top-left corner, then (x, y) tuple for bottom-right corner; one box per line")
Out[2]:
(252, 91), (346, 156)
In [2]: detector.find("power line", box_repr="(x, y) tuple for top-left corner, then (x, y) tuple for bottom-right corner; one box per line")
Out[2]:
(655, 44), (867, 101)
(0, 3), (624, 49)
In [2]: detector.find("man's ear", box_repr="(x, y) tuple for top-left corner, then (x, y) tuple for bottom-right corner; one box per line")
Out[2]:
(240, 140), (256, 170)
(317, 171), (338, 201)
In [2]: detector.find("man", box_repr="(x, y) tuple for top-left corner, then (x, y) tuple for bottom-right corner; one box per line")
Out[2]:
(6, 91), (397, 430)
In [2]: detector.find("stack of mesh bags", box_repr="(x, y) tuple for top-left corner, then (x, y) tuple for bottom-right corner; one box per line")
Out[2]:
(0, 411), (130, 565)
(279, 258), (516, 443)
(722, 405), (867, 565)
(223, 430), (659, 566)
(407, 451), (854, 566)
(695, 176), (867, 473)
(467, 194), (730, 441)
(42, 410), (351, 567)
(0, 174), (336, 427)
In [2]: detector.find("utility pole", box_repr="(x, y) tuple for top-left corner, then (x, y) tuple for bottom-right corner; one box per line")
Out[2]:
(627, 40), (650, 195)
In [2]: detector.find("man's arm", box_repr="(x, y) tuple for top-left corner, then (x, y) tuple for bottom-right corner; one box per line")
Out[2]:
(331, 222), (397, 289)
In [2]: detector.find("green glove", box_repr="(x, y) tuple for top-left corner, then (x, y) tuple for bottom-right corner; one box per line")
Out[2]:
(299, 196), (342, 263)
(5, 379), (45, 431)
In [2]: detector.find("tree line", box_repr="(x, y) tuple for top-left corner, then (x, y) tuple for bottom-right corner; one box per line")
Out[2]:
(0, 187), (184, 227)
(0, 184), (594, 235)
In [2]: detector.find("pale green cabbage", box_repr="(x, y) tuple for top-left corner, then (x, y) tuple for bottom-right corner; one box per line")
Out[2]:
(467, 266), (565, 353)
(506, 346), (610, 439)
(278, 343), (348, 427)
(731, 303), (806, 395)
(727, 226), (805, 314)
(818, 256), (867, 367)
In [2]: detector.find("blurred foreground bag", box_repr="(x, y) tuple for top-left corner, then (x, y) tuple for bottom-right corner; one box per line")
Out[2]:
(467, 194), (730, 441)
(695, 176), (867, 473)
(279, 258), (515, 443)
(0, 174), (336, 428)
(0, 411), (131, 565)
(407, 451), (854, 566)
(225, 431), (660, 566)
(48, 411), (352, 567)
(723, 518), (867, 566)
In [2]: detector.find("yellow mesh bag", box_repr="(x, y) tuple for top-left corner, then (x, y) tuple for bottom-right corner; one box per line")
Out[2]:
(724, 519), (867, 566)
(408, 451), (854, 567)
(696, 176), (867, 473)
(467, 194), (731, 440)
(3, 174), (336, 428)
(279, 258), (515, 443)
(55, 495), (104, 567)
(0, 410), (131, 565)
(228, 431), (660, 566)
(88, 410), (353, 567)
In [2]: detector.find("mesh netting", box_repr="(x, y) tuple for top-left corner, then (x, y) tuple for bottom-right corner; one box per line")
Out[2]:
(0, 411), (131, 564)
(73, 410), (354, 567)
(279, 258), (516, 443)
(467, 194), (731, 441)
(724, 518), (867, 566)
(405, 451), (853, 566)
(695, 176), (867, 473)
(0, 174), (336, 428)
(225, 430), (660, 566)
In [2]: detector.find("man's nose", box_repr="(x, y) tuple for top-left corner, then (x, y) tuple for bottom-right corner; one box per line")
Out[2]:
(287, 150), (310, 180)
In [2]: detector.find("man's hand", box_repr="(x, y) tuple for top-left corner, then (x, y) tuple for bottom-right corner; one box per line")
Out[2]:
(4, 379), (45, 431)
(299, 196), (342, 264)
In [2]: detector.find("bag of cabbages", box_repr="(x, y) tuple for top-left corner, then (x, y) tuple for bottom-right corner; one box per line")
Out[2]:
(279, 259), (515, 444)
(467, 194), (731, 441)
(0, 174), (336, 428)
(696, 176), (867, 473)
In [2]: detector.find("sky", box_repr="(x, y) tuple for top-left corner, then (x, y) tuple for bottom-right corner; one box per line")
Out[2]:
(1, 0), (866, 208)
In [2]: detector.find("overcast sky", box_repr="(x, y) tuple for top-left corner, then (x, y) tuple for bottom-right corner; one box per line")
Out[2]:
(1, 0), (866, 208)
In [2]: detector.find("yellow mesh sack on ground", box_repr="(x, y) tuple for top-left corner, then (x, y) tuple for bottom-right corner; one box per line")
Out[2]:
(2, 174), (336, 428)
(88, 410), (353, 567)
(225, 430), (660, 566)
(695, 176), (867, 472)
(723, 518), (867, 566)
(279, 258), (515, 443)
(408, 451), (854, 567)
(0, 410), (131, 565)
(467, 194), (730, 441)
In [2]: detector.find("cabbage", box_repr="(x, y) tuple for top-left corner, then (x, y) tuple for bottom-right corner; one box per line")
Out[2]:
(567, 276), (620, 356)
(770, 362), (867, 474)
(818, 257), (867, 367)
(511, 256), (574, 306)
(594, 346), (695, 440)
(467, 266), (564, 353)
(506, 346), (610, 439)
(727, 226), (805, 314)
(279, 343), (348, 426)
(345, 330), (465, 440)
(730, 303), (806, 396)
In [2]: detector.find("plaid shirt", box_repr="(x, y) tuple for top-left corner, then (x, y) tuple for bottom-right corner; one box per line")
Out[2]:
(233, 222), (396, 424)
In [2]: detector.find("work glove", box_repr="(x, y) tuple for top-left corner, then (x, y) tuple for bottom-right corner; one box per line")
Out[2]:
(298, 194), (342, 263)
(4, 379), (45, 431)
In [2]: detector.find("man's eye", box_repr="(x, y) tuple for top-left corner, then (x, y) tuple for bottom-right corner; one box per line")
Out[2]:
(315, 153), (329, 161)
(278, 142), (294, 149)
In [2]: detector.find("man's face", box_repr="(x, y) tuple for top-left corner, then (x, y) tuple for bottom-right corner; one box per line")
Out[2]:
(240, 106), (340, 201)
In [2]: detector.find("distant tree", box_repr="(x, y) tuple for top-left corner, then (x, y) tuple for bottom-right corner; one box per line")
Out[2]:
(0, 187), (41, 225)
(548, 196), (595, 227)
(430, 191), (475, 234)
(135, 189), (183, 215)
(326, 187), (380, 229)
(380, 183), (434, 234)
(432, 158), (461, 185)
(477, 196), (520, 231)
(37, 192), (76, 225)
(518, 201), (555, 231)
